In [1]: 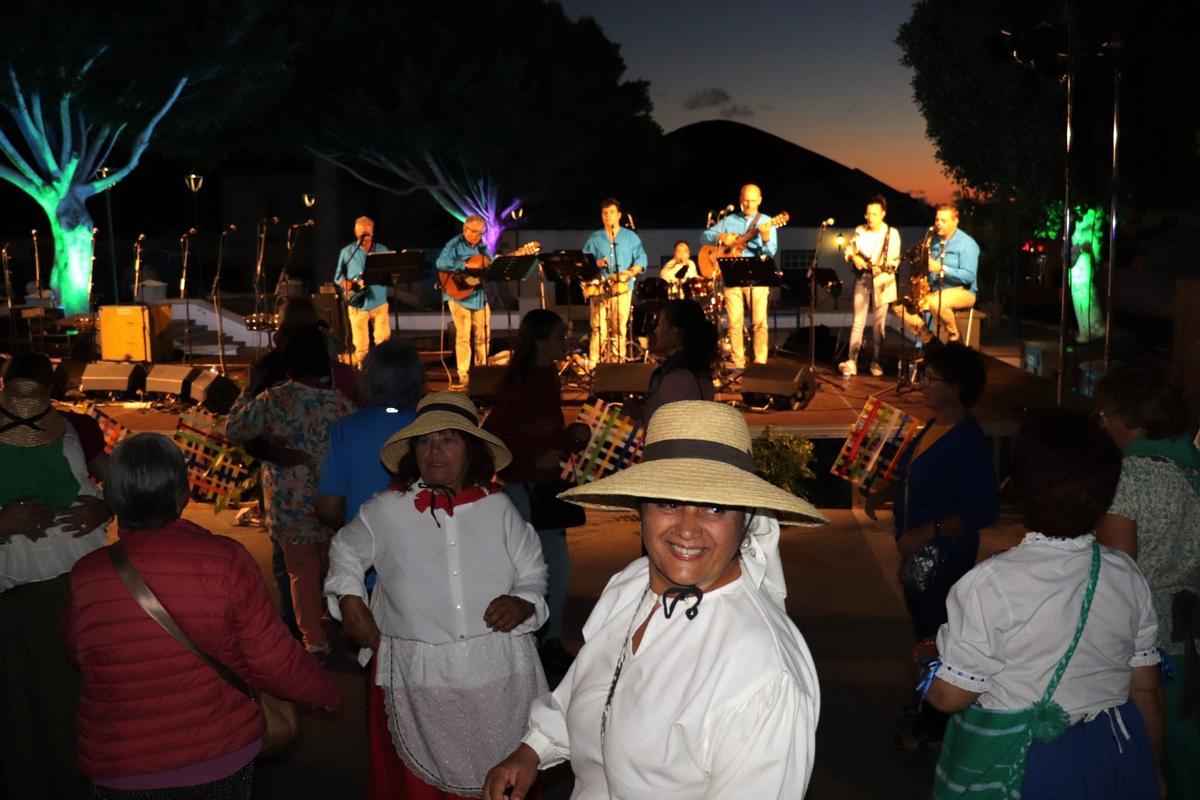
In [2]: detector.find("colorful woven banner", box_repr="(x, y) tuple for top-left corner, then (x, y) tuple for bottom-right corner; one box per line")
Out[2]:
(831, 397), (923, 490)
(57, 400), (133, 453)
(173, 408), (256, 511)
(561, 398), (645, 485)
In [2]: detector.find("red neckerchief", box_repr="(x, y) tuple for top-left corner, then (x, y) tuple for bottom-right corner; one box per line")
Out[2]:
(393, 482), (498, 525)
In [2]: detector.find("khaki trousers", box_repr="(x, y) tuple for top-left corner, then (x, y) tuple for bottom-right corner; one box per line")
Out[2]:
(449, 300), (491, 379)
(588, 292), (632, 365)
(724, 285), (770, 367)
(348, 303), (392, 366)
(901, 285), (975, 342)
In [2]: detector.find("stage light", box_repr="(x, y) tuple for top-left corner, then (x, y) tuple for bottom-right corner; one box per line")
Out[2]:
(185, 173), (204, 193)
(303, 193), (317, 208)
(835, 233), (846, 249)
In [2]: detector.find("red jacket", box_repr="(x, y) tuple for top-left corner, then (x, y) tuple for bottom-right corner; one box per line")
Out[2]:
(62, 519), (341, 779)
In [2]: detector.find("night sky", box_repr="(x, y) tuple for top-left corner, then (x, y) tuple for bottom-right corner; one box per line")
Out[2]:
(558, 0), (954, 203)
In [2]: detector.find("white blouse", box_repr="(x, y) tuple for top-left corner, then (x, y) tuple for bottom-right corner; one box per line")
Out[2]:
(936, 533), (1159, 720)
(523, 559), (819, 799)
(324, 488), (548, 677)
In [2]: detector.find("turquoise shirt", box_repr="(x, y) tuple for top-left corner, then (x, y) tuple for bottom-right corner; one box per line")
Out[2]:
(436, 235), (491, 310)
(582, 227), (647, 292)
(932, 229), (980, 294)
(699, 212), (780, 259)
(334, 241), (390, 311)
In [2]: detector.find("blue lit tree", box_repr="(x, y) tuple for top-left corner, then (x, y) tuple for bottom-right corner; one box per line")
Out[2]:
(0, 1), (291, 314)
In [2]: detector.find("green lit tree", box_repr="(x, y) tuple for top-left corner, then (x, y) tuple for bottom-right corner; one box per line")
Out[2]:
(897, 0), (1200, 336)
(0, 1), (290, 314)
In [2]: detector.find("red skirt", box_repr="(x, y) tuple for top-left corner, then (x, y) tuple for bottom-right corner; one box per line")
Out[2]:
(367, 677), (540, 800)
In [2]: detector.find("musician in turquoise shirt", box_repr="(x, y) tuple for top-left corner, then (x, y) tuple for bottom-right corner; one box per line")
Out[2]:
(581, 198), (646, 366)
(435, 216), (492, 384)
(334, 216), (392, 365)
(697, 184), (778, 367)
(901, 203), (980, 343)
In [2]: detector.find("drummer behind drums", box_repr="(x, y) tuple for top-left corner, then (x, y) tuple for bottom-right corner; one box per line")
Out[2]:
(660, 241), (699, 299)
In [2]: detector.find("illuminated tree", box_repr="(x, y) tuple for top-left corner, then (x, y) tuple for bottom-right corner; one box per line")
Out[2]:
(0, 1), (291, 314)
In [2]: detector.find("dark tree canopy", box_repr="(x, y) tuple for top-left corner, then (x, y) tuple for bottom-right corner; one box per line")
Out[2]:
(897, 0), (1200, 214)
(301, 0), (662, 226)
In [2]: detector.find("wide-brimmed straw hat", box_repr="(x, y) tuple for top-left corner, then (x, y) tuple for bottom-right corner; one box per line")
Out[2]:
(559, 400), (825, 525)
(0, 378), (65, 447)
(380, 392), (512, 474)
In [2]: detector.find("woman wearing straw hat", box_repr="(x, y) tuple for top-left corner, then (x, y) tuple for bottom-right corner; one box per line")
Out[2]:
(483, 400), (826, 800)
(325, 392), (549, 800)
(1, 377), (111, 799)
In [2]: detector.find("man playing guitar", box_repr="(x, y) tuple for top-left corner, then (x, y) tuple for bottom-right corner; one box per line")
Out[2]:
(582, 198), (646, 367)
(839, 195), (902, 377)
(335, 216), (392, 366)
(699, 183), (778, 369)
(436, 215), (493, 386)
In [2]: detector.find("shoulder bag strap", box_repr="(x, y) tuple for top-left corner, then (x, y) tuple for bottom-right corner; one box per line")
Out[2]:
(107, 541), (256, 701)
(1039, 541), (1102, 704)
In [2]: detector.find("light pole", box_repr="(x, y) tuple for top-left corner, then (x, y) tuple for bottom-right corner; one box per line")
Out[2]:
(185, 173), (204, 299)
(96, 166), (118, 303)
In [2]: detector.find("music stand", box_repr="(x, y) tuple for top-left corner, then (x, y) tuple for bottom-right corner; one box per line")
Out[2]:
(485, 254), (540, 343)
(539, 251), (600, 340)
(365, 249), (424, 336)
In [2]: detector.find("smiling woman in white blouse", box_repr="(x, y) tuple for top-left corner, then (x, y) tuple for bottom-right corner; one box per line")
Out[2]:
(324, 392), (548, 800)
(483, 400), (827, 800)
(925, 409), (1164, 799)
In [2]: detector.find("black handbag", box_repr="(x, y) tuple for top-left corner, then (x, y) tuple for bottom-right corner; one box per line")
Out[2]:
(528, 480), (586, 529)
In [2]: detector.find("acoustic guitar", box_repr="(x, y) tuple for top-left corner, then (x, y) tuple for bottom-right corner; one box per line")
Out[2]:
(437, 241), (541, 302)
(697, 211), (790, 278)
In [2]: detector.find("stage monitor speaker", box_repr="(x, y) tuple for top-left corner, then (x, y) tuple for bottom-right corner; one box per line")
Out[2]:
(80, 361), (146, 394)
(145, 364), (200, 397)
(466, 365), (508, 404)
(592, 363), (656, 398)
(741, 362), (817, 410)
(98, 304), (173, 362)
(189, 370), (240, 415)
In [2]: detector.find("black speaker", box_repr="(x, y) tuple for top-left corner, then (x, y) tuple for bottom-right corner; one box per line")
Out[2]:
(593, 363), (656, 399)
(467, 365), (508, 404)
(80, 362), (147, 394)
(145, 364), (200, 397)
(189, 371), (240, 415)
(741, 362), (818, 410)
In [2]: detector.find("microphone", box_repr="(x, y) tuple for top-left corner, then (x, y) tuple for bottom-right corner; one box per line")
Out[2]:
(180, 228), (197, 241)
(1, 243), (8, 257)
(706, 212), (714, 228)
(30, 229), (38, 238)
(820, 218), (835, 228)
(626, 213), (636, 231)
(262, 216), (280, 226)
(291, 219), (316, 229)
(136, 233), (146, 242)
(222, 223), (238, 235)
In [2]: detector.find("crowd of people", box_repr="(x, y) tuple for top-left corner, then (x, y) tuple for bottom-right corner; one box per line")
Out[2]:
(0, 297), (1197, 798)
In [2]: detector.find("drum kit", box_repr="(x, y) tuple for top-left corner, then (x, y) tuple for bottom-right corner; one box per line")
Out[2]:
(631, 275), (724, 344)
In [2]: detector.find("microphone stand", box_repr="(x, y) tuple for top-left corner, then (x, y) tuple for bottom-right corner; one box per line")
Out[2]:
(804, 223), (830, 369)
(1, 245), (15, 343)
(180, 231), (194, 364)
(273, 226), (296, 315)
(133, 235), (150, 362)
(212, 227), (233, 375)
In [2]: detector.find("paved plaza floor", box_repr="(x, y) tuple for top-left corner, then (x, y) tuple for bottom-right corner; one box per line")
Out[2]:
(168, 498), (1022, 799)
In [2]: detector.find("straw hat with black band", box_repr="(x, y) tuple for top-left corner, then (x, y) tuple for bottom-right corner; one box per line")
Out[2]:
(559, 400), (826, 611)
(0, 378), (65, 448)
(380, 392), (512, 475)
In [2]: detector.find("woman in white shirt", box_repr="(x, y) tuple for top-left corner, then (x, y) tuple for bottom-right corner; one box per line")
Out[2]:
(325, 392), (548, 799)
(925, 408), (1163, 799)
(483, 400), (826, 800)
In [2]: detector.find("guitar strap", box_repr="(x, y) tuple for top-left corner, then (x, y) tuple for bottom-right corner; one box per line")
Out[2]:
(876, 224), (891, 268)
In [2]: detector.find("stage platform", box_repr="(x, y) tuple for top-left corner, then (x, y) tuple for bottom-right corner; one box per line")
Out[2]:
(81, 350), (1052, 445)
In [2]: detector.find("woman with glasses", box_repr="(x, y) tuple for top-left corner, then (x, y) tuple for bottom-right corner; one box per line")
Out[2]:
(866, 342), (1000, 747)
